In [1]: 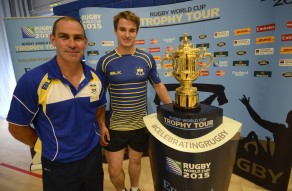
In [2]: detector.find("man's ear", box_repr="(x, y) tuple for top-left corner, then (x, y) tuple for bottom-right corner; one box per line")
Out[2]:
(50, 34), (56, 46)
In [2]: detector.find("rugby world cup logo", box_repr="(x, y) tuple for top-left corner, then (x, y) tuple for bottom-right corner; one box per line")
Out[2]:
(22, 27), (36, 38)
(166, 157), (182, 176)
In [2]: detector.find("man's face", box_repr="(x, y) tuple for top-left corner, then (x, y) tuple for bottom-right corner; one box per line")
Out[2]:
(115, 18), (137, 49)
(50, 19), (87, 65)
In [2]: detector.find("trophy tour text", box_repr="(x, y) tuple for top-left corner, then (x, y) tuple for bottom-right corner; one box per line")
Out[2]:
(164, 116), (214, 129)
(141, 4), (220, 27)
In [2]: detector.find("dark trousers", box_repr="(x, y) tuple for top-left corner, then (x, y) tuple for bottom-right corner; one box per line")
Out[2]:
(42, 145), (104, 191)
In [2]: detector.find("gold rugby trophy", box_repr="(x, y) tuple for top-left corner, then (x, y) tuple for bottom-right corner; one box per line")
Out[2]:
(161, 33), (214, 110)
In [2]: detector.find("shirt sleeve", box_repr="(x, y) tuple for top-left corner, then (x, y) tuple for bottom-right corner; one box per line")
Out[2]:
(148, 53), (161, 85)
(6, 73), (39, 125)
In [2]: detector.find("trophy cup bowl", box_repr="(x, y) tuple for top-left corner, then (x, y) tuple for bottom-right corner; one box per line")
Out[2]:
(161, 33), (214, 111)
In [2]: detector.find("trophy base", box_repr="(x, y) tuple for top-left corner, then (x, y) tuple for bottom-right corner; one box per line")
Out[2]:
(157, 103), (223, 139)
(173, 102), (201, 112)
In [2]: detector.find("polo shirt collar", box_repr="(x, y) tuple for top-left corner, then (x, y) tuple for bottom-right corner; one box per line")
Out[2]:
(48, 56), (93, 80)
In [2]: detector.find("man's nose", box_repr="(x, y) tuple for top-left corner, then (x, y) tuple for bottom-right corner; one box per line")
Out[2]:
(68, 38), (76, 47)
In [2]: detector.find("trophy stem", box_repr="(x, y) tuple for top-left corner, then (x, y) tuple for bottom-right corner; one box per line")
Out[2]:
(174, 81), (200, 111)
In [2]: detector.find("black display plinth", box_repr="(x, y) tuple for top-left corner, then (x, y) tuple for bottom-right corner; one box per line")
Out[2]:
(157, 103), (223, 139)
(143, 104), (242, 191)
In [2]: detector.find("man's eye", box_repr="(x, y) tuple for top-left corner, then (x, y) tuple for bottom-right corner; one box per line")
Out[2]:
(75, 37), (84, 40)
(60, 36), (69, 39)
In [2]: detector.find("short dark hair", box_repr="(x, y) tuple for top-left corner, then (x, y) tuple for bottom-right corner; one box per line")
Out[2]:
(52, 16), (86, 38)
(113, 11), (140, 32)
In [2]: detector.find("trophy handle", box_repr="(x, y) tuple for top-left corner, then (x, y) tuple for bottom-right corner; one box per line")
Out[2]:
(200, 47), (214, 71)
(161, 50), (172, 72)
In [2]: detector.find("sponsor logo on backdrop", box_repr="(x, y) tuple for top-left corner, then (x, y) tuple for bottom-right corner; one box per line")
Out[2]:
(236, 51), (247, 55)
(258, 60), (269, 66)
(153, 55), (161, 60)
(101, 41), (114, 46)
(233, 39), (250, 46)
(164, 63), (173, 69)
(200, 71), (209, 76)
(149, 47), (160, 52)
(135, 40), (145, 45)
(233, 60), (249, 66)
(281, 34), (292, 41)
(216, 42), (226, 47)
(256, 23), (275, 32)
(234, 27), (251, 36)
(214, 31), (229, 38)
(150, 39), (158, 44)
(88, 42), (95, 46)
(21, 26), (52, 38)
(179, 35), (192, 42)
(156, 62), (162, 69)
(200, 62), (206, 67)
(87, 59), (98, 65)
(214, 51), (228, 57)
(254, 71), (272, 77)
(166, 157), (211, 179)
(282, 72), (292, 77)
(256, 36), (275, 44)
(87, 50), (99, 56)
(199, 34), (207, 39)
(196, 43), (210, 48)
(232, 71), (248, 77)
(163, 37), (176, 43)
(255, 48), (274, 55)
(216, 70), (225, 76)
(287, 21), (292, 28)
(214, 61), (228, 67)
(280, 47), (292, 54)
(164, 71), (173, 77)
(279, 59), (292, 66)
(81, 14), (102, 30)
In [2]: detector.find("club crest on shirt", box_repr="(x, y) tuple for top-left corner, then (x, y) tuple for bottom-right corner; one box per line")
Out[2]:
(136, 67), (145, 77)
(89, 83), (97, 94)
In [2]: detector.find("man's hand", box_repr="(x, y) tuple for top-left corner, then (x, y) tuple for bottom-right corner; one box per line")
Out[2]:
(99, 126), (110, 146)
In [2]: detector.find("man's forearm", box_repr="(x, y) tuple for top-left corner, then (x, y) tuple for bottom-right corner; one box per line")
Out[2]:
(8, 124), (38, 148)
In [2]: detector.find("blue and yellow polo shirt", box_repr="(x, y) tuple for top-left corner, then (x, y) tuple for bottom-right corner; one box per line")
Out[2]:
(7, 56), (106, 163)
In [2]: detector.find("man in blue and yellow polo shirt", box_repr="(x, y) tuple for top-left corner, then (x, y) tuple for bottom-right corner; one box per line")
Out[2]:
(7, 16), (106, 191)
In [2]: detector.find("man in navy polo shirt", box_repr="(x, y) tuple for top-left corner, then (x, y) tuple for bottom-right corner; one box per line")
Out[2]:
(96, 11), (172, 191)
(7, 16), (107, 191)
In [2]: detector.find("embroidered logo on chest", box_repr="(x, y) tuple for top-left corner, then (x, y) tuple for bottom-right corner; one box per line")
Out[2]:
(89, 83), (97, 94)
(136, 67), (145, 77)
